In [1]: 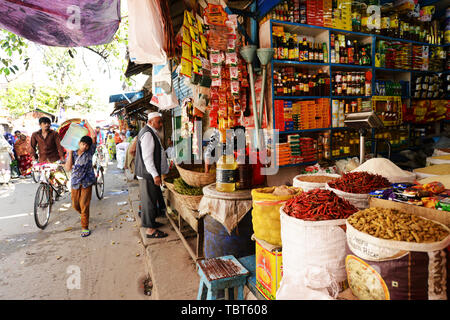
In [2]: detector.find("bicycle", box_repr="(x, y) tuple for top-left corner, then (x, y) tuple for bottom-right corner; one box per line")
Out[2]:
(33, 162), (70, 229)
(31, 162), (41, 183)
(92, 145), (107, 200)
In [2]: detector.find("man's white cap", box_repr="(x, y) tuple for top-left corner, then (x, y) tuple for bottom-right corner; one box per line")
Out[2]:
(146, 111), (162, 121)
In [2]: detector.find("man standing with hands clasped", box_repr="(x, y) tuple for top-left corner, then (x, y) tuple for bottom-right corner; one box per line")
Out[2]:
(135, 111), (169, 238)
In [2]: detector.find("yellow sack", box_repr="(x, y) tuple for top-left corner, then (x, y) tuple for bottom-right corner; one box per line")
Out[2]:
(251, 186), (302, 247)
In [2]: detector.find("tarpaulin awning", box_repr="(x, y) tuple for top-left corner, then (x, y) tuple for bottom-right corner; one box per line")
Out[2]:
(109, 91), (144, 103)
(0, 0), (121, 47)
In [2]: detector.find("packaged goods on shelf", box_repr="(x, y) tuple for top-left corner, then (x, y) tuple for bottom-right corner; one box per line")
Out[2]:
(275, 99), (330, 131)
(330, 33), (371, 66)
(274, 67), (329, 96)
(261, 1), (444, 44)
(272, 27), (328, 63)
(331, 130), (360, 158)
(374, 126), (409, 149)
(374, 80), (408, 97)
(371, 96), (403, 126)
(332, 71), (371, 97)
(411, 73), (446, 99)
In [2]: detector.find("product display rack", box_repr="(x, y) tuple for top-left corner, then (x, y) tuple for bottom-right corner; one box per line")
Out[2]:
(259, 19), (448, 169)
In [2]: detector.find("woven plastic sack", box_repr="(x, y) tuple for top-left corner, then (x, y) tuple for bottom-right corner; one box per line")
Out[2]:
(293, 174), (341, 192)
(325, 183), (370, 210)
(251, 187), (302, 247)
(276, 206), (348, 300)
(345, 219), (450, 300)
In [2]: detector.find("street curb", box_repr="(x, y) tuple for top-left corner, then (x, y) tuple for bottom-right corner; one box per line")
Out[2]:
(127, 179), (199, 300)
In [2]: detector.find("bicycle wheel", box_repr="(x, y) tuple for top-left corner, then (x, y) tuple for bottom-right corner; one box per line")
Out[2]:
(34, 184), (52, 229)
(32, 169), (40, 183)
(95, 168), (105, 200)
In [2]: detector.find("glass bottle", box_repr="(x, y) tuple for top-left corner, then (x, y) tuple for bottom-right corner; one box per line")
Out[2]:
(323, 42), (328, 63)
(330, 34), (336, 64)
(347, 39), (354, 64)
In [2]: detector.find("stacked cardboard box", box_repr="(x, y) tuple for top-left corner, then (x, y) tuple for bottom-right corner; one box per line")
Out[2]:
(274, 142), (291, 166)
(299, 137), (318, 162)
(287, 134), (302, 164)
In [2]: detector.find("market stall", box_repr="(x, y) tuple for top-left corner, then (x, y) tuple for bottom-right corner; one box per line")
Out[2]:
(126, 0), (450, 300)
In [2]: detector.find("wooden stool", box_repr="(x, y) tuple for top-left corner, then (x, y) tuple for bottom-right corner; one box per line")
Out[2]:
(197, 255), (250, 300)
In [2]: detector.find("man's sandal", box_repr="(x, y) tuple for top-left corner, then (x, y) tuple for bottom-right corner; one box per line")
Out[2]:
(81, 229), (91, 237)
(146, 230), (168, 238)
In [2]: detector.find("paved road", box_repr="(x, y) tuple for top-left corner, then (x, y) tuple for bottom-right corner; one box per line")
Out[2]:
(0, 163), (149, 300)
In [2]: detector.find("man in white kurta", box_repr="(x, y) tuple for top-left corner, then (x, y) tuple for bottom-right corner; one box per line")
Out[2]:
(135, 112), (169, 238)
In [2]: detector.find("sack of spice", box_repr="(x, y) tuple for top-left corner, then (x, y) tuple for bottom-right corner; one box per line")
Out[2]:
(293, 173), (341, 192)
(326, 172), (391, 210)
(251, 186), (302, 247)
(276, 190), (358, 300)
(345, 207), (450, 300)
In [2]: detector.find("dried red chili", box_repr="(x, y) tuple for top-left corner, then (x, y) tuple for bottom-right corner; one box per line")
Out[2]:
(327, 172), (391, 194)
(283, 189), (358, 221)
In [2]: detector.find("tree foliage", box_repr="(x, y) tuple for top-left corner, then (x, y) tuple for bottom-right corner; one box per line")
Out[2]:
(0, 30), (29, 79)
(0, 15), (132, 118)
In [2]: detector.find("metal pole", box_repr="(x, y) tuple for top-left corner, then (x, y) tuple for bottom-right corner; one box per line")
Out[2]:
(248, 62), (261, 150)
(360, 134), (365, 165)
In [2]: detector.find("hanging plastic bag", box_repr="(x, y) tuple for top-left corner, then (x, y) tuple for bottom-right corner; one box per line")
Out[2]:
(128, 0), (167, 65)
(150, 62), (178, 110)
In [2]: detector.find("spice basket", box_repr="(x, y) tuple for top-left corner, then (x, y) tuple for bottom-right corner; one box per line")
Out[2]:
(171, 190), (203, 211)
(175, 163), (215, 188)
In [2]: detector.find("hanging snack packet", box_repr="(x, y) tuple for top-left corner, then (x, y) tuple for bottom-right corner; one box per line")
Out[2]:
(182, 41), (192, 61)
(180, 57), (192, 78)
(192, 40), (202, 57)
(229, 66), (239, 81)
(226, 52), (238, 66)
(211, 65), (221, 79)
(230, 80), (240, 97)
(210, 51), (224, 66)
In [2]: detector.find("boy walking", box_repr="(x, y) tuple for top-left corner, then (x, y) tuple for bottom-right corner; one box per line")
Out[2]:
(65, 135), (96, 237)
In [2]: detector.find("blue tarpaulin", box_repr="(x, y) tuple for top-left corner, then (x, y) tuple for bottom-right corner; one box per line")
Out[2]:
(109, 91), (144, 103)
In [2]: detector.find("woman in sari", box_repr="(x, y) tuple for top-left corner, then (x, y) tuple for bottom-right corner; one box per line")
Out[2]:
(14, 133), (33, 177)
(106, 134), (116, 161)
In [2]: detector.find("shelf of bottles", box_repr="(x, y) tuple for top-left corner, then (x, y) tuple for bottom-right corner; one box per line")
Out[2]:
(259, 13), (447, 168)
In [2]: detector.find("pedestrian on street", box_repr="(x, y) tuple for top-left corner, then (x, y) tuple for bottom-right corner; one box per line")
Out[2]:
(135, 112), (169, 239)
(95, 126), (105, 145)
(30, 117), (65, 163)
(14, 133), (33, 177)
(106, 134), (116, 161)
(65, 135), (97, 238)
(114, 131), (123, 144)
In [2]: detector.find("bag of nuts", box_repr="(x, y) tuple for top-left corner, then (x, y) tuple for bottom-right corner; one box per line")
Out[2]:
(345, 208), (450, 300)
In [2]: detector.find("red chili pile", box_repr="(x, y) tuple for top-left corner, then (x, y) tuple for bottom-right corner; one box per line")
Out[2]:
(283, 189), (358, 221)
(327, 172), (391, 194)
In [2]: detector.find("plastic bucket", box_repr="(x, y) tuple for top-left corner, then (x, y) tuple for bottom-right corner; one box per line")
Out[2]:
(60, 123), (88, 151)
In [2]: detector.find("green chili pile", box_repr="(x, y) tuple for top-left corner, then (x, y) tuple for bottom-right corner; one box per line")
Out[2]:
(173, 178), (203, 196)
(283, 189), (358, 221)
(327, 172), (391, 194)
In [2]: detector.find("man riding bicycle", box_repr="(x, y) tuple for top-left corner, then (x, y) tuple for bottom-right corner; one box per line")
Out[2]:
(30, 117), (65, 164)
